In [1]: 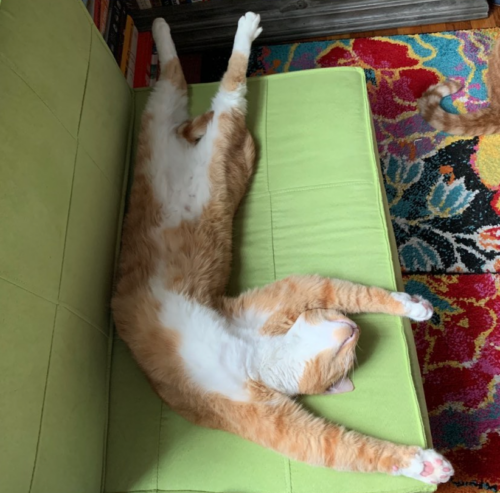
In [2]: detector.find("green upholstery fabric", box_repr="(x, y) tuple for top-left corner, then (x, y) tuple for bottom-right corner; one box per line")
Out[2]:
(0, 1), (433, 492)
(104, 71), (434, 493)
(0, 0), (132, 491)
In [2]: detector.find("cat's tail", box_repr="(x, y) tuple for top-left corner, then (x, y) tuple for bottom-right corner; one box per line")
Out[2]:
(417, 80), (500, 136)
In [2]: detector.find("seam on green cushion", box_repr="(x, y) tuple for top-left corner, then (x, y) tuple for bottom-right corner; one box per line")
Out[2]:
(59, 303), (109, 337)
(101, 90), (137, 492)
(101, 321), (115, 493)
(157, 403), (163, 491)
(264, 77), (277, 282)
(0, 55), (82, 141)
(111, 490), (435, 493)
(101, 85), (137, 493)
(53, 140), (108, 333)
(268, 180), (374, 196)
(109, 489), (432, 493)
(106, 488), (434, 493)
(246, 180), (372, 200)
(266, 75), (291, 493)
(285, 457), (292, 493)
(34, 128), (81, 490)
(27, 305), (58, 493)
(266, 73), (293, 493)
(79, 133), (123, 195)
(57, 11), (91, 305)
(0, 274), (57, 305)
(77, 24), (93, 136)
(76, 31), (127, 193)
(362, 74), (428, 450)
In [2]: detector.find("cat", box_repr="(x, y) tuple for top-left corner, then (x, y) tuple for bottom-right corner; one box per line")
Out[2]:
(112, 12), (453, 485)
(418, 38), (500, 135)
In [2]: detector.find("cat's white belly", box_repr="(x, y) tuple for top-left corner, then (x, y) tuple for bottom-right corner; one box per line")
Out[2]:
(147, 135), (213, 229)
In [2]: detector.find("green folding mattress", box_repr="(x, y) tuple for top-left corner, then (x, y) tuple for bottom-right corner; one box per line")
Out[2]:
(0, 0), (434, 492)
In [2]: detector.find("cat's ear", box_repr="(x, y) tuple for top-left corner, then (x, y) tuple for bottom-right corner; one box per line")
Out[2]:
(323, 378), (354, 395)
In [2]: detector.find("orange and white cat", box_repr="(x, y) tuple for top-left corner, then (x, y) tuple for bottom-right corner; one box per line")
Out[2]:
(418, 39), (500, 135)
(112, 12), (453, 485)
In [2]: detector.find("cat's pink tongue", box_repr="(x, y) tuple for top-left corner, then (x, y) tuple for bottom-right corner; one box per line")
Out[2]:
(323, 378), (354, 395)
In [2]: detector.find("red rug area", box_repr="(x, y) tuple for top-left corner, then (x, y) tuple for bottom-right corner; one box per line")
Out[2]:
(404, 274), (500, 492)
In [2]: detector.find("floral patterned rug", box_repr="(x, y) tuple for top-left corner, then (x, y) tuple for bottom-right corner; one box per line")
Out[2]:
(405, 274), (500, 492)
(194, 29), (500, 491)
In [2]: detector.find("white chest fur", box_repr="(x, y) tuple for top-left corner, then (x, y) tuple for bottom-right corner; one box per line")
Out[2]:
(153, 287), (348, 400)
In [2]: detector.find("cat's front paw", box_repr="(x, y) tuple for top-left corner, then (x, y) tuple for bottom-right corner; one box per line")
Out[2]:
(237, 12), (263, 42)
(233, 12), (262, 55)
(396, 449), (454, 485)
(391, 292), (433, 321)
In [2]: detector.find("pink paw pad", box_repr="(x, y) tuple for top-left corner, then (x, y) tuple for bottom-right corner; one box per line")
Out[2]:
(421, 461), (435, 477)
(400, 449), (453, 485)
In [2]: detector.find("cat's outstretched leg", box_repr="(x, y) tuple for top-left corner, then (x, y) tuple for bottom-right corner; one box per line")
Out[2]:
(177, 13), (261, 147)
(216, 12), (262, 110)
(178, 12), (262, 148)
(201, 391), (453, 485)
(222, 275), (433, 335)
(146, 18), (188, 125)
(199, 11), (261, 204)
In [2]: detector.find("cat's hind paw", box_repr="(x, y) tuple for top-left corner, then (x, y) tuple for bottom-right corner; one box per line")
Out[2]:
(152, 17), (176, 62)
(396, 449), (454, 485)
(391, 292), (433, 321)
(152, 18), (170, 40)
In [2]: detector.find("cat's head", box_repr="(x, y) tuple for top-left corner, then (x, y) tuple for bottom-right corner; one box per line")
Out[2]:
(258, 309), (359, 396)
(295, 310), (359, 396)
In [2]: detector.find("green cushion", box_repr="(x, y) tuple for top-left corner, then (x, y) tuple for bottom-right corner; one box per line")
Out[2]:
(0, 0), (132, 491)
(105, 69), (434, 493)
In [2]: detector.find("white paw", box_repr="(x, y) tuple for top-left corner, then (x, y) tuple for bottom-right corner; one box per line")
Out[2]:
(152, 17), (170, 39)
(391, 292), (433, 321)
(396, 449), (454, 485)
(152, 18), (176, 61)
(233, 12), (262, 55)
(238, 12), (263, 41)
